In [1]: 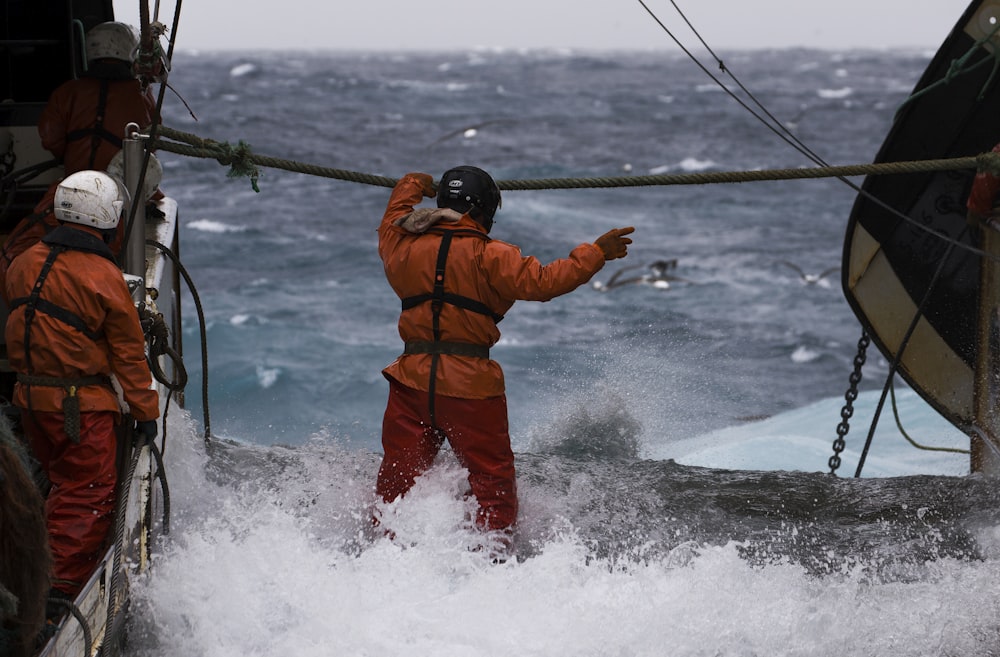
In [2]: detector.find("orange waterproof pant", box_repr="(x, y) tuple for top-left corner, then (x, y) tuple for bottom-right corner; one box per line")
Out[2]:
(23, 409), (117, 596)
(377, 378), (517, 531)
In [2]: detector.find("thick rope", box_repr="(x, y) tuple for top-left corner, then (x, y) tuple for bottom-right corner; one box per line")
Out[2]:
(153, 125), (1000, 192)
(154, 126), (395, 189)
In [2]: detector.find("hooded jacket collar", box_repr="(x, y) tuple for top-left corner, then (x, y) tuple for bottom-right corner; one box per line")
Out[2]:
(42, 225), (117, 263)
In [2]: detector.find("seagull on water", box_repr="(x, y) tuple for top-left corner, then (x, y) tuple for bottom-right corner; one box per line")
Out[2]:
(593, 259), (692, 291)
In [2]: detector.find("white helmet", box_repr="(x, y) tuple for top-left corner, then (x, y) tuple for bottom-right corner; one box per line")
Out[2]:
(106, 150), (162, 202)
(54, 171), (128, 230)
(85, 22), (139, 63)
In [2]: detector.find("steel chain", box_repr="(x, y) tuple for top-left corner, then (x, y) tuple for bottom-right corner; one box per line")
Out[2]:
(829, 330), (870, 475)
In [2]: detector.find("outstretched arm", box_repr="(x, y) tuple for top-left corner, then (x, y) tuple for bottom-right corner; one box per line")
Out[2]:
(486, 226), (636, 301)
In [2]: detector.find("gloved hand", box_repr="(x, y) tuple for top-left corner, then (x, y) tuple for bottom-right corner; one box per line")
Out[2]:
(594, 226), (635, 261)
(407, 172), (437, 198)
(135, 419), (158, 440)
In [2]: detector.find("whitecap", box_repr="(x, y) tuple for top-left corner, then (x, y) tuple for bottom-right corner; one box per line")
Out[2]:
(817, 87), (853, 99)
(229, 63), (257, 77)
(790, 345), (820, 363)
(229, 62), (257, 78)
(186, 219), (247, 234)
(229, 313), (267, 326)
(650, 157), (716, 175)
(678, 157), (715, 172)
(256, 364), (280, 389)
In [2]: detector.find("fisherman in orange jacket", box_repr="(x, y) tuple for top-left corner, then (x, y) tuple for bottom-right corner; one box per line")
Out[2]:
(7, 21), (159, 304)
(376, 166), (633, 546)
(5, 170), (159, 599)
(38, 21), (157, 176)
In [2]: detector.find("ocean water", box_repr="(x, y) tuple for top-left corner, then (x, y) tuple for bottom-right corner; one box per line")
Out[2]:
(126, 48), (1000, 656)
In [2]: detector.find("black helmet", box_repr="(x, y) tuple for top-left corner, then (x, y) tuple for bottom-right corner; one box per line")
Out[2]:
(437, 165), (501, 233)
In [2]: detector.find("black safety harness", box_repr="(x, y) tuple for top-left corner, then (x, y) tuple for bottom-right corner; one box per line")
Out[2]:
(64, 80), (122, 170)
(399, 227), (504, 428)
(8, 226), (116, 442)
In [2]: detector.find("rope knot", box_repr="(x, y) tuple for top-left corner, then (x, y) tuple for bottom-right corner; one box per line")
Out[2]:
(215, 141), (261, 192)
(977, 150), (1000, 177)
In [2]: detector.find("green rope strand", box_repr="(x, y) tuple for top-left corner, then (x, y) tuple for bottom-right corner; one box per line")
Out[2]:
(153, 124), (1000, 192)
(897, 21), (1000, 112)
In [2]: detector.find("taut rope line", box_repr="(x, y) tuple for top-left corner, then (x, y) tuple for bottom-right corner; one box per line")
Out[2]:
(153, 125), (1000, 192)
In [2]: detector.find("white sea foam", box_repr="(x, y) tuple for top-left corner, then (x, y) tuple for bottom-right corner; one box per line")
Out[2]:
(649, 158), (715, 174)
(791, 344), (820, 363)
(229, 63), (258, 77)
(817, 87), (853, 99)
(131, 407), (999, 657)
(256, 364), (280, 388)
(186, 219), (248, 233)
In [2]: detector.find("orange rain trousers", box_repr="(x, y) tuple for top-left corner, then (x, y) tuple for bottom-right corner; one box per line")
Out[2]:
(376, 377), (517, 531)
(23, 409), (118, 596)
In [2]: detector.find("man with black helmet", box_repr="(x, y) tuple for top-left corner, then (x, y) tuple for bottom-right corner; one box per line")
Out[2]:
(375, 166), (633, 551)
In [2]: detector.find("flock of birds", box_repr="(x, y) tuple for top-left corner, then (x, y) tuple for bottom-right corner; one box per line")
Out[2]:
(592, 259), (840, 292)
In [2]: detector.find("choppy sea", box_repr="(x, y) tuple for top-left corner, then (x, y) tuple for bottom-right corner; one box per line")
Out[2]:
(126, 48), (1000, 656)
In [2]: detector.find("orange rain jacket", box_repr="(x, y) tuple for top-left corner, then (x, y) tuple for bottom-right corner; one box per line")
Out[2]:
(38, 76), (156, 174)
(378, 173), (606, 399)
(968, 142), (1000, 217)
(4, 225), (158, 421)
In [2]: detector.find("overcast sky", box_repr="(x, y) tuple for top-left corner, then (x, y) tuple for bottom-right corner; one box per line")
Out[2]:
(115, 0), (971, 52)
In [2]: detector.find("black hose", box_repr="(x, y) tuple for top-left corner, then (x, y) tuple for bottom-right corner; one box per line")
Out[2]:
(147, 239), (212, 443)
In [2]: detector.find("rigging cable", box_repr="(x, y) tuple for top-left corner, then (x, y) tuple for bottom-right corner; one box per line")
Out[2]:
(633, 0), (1000, 261)
(637, 0), (998, 470)
(121, 0), (212, 444)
